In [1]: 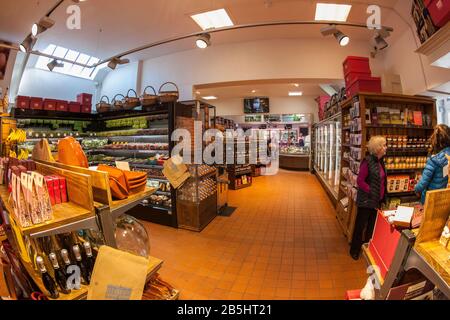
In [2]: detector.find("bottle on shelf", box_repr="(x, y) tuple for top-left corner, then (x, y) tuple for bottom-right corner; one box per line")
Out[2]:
(83, 242), (95, 279)
(36, 256), (59, 299)
(73, 245), (91, 285)
(49, 253), (71, 294)
(61, 249), (81, 290)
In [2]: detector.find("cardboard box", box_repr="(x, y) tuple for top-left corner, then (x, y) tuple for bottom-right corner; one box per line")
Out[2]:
(68, 102), (81, 113)
(77, 93), (93, 105)
(43, 99), (57, 111)
(81, 105), (92, 114)
(30, 97), (43, 110)
(56, 100), (69, 112)
(15, 96), (30, 109)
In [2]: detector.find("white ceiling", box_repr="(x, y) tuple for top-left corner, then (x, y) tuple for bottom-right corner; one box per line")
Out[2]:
(194, 78), (344, 100)
(0, 0), (405, 62)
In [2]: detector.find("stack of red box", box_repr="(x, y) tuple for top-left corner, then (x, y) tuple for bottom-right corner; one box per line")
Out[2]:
(316, 95), (331, 121)
(44, 175), (68, 206)
(424, 0), (450, 28)
(15, 96), (30, 109)
(77, 93), (93, 114)
(343, 56), (382, 98)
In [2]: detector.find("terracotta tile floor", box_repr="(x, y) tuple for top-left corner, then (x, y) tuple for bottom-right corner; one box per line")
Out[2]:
(142, 170), (368, 300)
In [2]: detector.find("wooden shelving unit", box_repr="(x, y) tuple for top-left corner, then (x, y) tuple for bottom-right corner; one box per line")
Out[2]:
(336, 93), (437, 243)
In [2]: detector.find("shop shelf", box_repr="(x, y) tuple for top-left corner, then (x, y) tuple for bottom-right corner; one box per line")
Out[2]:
(0, 186), (96, 239)
(198, 170), (217, 179)
(109, 187), (157, 220)
(146, 256), (164, 283)
(230, 182), (252, 190)
(154, 190), (171, 196)
(386, 149), (429, 155)
(130, 163), (164, 169)
(386, 191), (416, 197)
(147, 176), (168, 181)
(366, 124), (434, 130)
(386, 168), (425, 173)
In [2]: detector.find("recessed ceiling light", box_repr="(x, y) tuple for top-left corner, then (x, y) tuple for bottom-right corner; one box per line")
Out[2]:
(202, 96), (218, 100)
(191, 9), (234, 30)
(293, 83), (299, 87)
(252, 90), (257, 93)
(289, 92), (303, 96)
(315, 3), (352, 22)
(431, 52), (450, 69)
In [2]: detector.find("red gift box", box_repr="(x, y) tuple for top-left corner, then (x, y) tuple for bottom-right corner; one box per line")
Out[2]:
(49, 175), (61, 204)
(56, 100), (69, 112)
(44, 176), (56, 206)
(425, 0), (450, 27)
(30, 97), (43, 110)
(81, 105), (92, 114)
(345, 289), (362, 300)
(345, 72), (372, 87)
(43, 99), (57, 111)
(68, 102), (81, 113)
(57, 176), (68, 203)
(346, 76), (382, 98)
(343, 56), (371, 76)
(15, 96), (30, 109)
(77, 93), (93, 105)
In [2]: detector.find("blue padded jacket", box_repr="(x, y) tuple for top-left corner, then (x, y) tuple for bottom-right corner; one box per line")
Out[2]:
(415, 147), (450, 204)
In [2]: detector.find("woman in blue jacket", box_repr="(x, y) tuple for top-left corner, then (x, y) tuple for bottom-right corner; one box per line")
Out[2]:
(415, 124), (450, 204)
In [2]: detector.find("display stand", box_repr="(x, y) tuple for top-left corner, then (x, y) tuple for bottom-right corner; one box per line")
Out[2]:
(0, 159), (173, 300)
(361, 188), (450, 300)
(337, 93), (436, 243)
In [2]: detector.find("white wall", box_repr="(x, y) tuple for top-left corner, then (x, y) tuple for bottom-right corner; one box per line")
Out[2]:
(99, 62), (139, 102)
(18, 67), (97, 102)
(383, 0), (450, 95)
(100, 38), (384, 102)
(213, 96), (317, 120)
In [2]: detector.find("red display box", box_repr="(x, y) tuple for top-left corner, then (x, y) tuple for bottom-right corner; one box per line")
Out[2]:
(425, 0), (450, 27)
(345, 72), (372, 87)
(57, 176), (68, 203)
(77, 93), (93, 105)
(346, 76), (382, 98)
(345, 289), (362, 300)
(81, 105), (92, 114)
(30, 97), (43, 110)
(44, 176), (56, 206)
(368, 212), (402, 279)
(56, 100), (68, 112)
(43, 99), (57, 111)
(15, 96), (30, 109)
(343, 56), (371, 76)
(68, 102), (81, 113)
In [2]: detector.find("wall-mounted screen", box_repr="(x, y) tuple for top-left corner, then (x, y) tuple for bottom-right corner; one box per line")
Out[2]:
(244, 97), (270, 114)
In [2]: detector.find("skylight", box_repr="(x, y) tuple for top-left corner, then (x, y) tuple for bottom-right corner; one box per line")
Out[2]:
(315, 3), (352, 22)
(191, 9), (234, 30)
(35, 44), (106, 80)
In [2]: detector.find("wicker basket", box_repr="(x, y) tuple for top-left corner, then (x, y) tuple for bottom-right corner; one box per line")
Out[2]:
(158, 82), (179, 103)
(140, 86), (158, 110)
(112, 94), (125, 111)
(96, 96), (111, 113)
(123, 89), (141, 110)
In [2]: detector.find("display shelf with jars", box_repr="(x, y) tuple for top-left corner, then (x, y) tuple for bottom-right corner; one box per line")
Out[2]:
(336, 92), (437, 243)
(313, 112), (342, 203)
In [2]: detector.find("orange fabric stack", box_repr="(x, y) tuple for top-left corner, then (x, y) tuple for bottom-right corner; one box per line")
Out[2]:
(97, 165), (147, 200)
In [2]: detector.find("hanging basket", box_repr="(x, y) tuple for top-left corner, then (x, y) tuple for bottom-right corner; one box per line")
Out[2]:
(123, 89), (141, 110)
(96, 96), (111, 113)
(112, 94), (125, 111)
(158, 82), (179, 103)
(140, 86), (158, 109)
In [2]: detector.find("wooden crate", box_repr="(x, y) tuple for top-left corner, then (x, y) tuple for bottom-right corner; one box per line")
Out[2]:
(176, 194), (217, 232)
(414, 188), (450, 287)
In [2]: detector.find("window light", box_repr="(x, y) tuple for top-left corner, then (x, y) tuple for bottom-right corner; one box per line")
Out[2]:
(315, 3), (352, 22)
(191, 9), (233, 30)
(35, 44), (106, 80)
(431, 52), (450, 69)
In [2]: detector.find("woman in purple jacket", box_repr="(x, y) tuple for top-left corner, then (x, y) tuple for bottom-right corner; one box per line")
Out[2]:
(350, 136), (388, 260)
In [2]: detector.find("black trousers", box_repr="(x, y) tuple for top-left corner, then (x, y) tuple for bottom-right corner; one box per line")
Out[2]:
(350, 207), (378, 255)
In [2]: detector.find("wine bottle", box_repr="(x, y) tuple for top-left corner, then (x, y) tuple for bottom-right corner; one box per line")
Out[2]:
(83, 242), (95, 278)
(36, 256), (59, 299)
(60, 249), (73, 276)
(49, 253), (71, 294)
(73, 245), (90, 284)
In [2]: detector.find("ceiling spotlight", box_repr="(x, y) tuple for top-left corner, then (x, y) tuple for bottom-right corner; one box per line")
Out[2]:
(373, 35), (388, 51)
(196, 34), (211, 49)
(334, 31), (350, 46)
(47, 59), (64, 71)
(32, 16), (55, 37)
(107, 57), (130, 70)
(19, 35), (36, 53)
(320, 24), (350, 47)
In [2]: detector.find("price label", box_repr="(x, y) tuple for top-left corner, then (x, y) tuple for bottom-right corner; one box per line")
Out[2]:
(115, 161), (130, 172)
